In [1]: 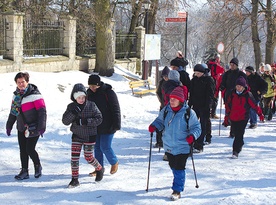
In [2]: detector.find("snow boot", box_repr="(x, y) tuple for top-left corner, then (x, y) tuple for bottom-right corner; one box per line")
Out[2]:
(170, 191), (181, 201)
(34, 164), (42, 178)
(232, 151), (239, 159)
(95, 167), (105, 182)
(68, 178), (80, 188)
(15, 168), (29, 180)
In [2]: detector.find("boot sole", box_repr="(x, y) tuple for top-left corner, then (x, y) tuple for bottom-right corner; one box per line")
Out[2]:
(15, 175), (29, 180)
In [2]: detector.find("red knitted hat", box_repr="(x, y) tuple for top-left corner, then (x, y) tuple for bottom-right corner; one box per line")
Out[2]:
(170, 86), (185, 103)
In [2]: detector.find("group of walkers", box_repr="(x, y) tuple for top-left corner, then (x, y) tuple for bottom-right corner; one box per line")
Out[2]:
(149, 52), (276, 201)
(5, 72), (121, 188)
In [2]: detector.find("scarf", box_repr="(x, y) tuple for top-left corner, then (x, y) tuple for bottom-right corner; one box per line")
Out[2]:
(10, 86), (28, 116)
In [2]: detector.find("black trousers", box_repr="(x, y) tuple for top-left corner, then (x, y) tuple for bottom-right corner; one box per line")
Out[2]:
(17, 131), (40, 169)
(231, 120), (247, 153)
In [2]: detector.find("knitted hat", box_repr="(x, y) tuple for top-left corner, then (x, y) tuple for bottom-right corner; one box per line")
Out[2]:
(235, 76), (246, 87)
(170, 86), (185, 103)
(259, 62), (265, 67)
(245, 66), (254, 73)
(168, 70), (180, 82)
(264, 64), (271, 71)
(170, 59), (181, 67)
(73, 91), (86, 100)
(230, 57), (239, 66)
(88, 74), (101, 85)
(193, 64), (205, 73)
(161, 66), (170, 77)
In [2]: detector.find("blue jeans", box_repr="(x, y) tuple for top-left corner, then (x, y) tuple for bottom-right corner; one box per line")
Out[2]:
(95, 133), (118, 167)
(249, 101), (259, 125)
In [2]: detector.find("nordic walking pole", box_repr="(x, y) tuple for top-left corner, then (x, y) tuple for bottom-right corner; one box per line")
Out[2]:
(146, 132), (153, 192)
(190, 145), (199, 188)
(218, 92), (223, 136)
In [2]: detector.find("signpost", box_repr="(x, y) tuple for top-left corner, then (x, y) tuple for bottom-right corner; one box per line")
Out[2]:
(165, 12), (188, 59)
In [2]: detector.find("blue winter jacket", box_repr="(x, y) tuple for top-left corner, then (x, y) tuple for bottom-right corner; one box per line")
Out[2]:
(151, 104), (201, 155)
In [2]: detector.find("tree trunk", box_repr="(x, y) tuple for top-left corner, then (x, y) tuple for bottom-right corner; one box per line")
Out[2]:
(251, 0), (262, 70)
(265, 0), (275, 64)
(94, 0), (114, 76)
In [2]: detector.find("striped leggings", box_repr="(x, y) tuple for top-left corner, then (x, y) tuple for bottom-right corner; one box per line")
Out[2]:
(71, 141), (102, 178)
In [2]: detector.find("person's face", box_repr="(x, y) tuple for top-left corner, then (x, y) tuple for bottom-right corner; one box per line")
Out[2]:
(260, 66), (264, 72)
(76, 95), (86, 104)
(89, 85), (100, 92)
(163, 76), (169, 81)
(245, 71), (251, 76)
(170, 97), (181, 108)
(194, 71), (204, 78)
(230, 63), (237, 70)
(236, 85), (245, 92)
(170, 65), (178, 70)
(16, 77), (28, 90)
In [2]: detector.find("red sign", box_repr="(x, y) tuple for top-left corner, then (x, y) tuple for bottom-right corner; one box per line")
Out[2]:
(177, 12), (187, 18)
(165, 18), (186, 22)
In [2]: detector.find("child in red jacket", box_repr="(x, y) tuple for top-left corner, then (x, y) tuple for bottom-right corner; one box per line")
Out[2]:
(224, 76), (264, 158)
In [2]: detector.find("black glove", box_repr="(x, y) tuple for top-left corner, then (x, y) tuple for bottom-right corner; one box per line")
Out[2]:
(70, 104), (81, 116)
(75, 117), (88, 126)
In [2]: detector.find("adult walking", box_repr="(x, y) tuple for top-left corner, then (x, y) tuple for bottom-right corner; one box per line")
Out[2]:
(6, 72), (47, 180)
(148, 86), (201, 201)
(245, 66), (268, 128)
(87, 74), (121, 176)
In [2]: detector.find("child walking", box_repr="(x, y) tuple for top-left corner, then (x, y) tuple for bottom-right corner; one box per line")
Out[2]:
(148, 86), (201, 201)
(62, 83), (104, 188)
(223, 76), (264, 158)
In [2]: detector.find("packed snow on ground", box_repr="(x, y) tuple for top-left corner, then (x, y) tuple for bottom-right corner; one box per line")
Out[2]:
(0, 65), (275, 205)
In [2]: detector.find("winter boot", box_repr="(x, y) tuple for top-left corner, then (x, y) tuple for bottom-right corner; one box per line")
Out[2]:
(170, 190), (181, 201)
(110, 161), (119, 174)
(15, 168), (29, 180)
(68, 178), (80, 188)
(95, 167), (105, 182)
(34, 164), (42, 178)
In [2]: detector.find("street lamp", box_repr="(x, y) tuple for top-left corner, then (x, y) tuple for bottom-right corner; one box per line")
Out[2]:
(143, 0), (151, 34)
(142, 0), (151, 80)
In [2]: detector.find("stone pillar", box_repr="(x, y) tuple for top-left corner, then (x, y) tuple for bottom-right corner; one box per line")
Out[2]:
(3, 12), (24, 70)
(61, 15), (76, 61)
(134, 26), (145, 75)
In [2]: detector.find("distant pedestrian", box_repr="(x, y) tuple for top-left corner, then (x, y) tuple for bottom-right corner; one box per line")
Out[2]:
(148, 86), (201, 201)
(62, 83), (104, 187)
(170, 58), (191, 91)
(224, 76), (264, 158)
(173, 50), (189, 70)
(245, 66), (267, 128)
(189, 64), (215, 152)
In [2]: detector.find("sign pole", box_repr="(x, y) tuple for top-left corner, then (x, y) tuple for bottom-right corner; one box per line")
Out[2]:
(185, 13), (188, 59)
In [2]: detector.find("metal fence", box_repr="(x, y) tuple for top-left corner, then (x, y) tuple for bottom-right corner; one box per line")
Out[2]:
(115, 32), (137, 59)
(0, 15), (6, 55)
(23, 19), (64, 57)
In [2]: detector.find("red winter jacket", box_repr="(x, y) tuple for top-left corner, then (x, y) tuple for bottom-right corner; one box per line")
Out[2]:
(225, 88), (262, 122)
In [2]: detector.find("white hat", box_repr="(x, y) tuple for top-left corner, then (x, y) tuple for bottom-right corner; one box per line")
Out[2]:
(73, 91), (86, 100)
(264, 64), (271, 71)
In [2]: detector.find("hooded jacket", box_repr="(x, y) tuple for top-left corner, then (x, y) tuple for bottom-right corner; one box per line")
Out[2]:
(62, 83), (102, 142)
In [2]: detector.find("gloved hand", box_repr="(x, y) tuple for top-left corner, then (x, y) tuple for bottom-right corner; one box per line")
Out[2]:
(148, 125), (156, 133)
(6, 128), (11, 136)
(186, 134), (195, 145)
(70, 104), (81, 116)
(75, 117), (88, 126)
(259, 114), (265, 122)
(223, 115), (229, 127)
(39, 129), (45, 135)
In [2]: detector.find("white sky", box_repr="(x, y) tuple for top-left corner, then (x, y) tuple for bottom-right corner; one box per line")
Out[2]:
(0, 66), (275, 205)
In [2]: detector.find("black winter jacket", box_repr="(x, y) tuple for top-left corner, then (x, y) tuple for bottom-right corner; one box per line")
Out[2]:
(87, 82), (121, 134)
(247, 72), (268, 101)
